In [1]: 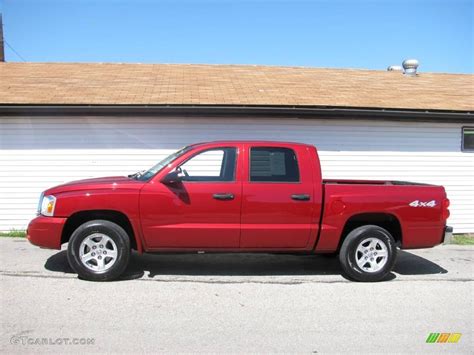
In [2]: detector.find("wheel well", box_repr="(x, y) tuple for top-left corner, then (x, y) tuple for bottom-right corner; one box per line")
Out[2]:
(338, 213), (402, 251)
(61, 210), (137, 250)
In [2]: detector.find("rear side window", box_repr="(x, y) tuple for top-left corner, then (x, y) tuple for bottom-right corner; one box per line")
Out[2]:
(250, 147), (300, 182)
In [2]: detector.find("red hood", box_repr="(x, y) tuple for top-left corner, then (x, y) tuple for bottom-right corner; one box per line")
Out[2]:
(44, 176), (145, 195)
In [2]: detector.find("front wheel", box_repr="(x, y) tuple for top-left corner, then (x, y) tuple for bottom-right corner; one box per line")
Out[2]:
(67, 220), (130, 281)
(339, 225), (397, 282)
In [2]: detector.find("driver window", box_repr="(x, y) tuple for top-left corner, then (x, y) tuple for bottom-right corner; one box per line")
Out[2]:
(179, 148), (237, 182)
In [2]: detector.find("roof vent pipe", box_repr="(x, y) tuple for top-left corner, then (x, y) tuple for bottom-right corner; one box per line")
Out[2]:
(402, 59), (419, 76)
(387, 65), (403, 72)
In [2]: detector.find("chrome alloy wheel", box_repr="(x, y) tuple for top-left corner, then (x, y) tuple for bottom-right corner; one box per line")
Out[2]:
(355, 237), (388, 273)
(79, 233), (118, 272)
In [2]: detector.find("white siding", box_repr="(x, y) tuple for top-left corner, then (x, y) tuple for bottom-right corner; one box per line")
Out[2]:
(0, 117), (473, 233)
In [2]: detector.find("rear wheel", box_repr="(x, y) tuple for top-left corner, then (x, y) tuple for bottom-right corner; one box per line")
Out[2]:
(339, 225), (397, 282)
(67, 220), (130, 281)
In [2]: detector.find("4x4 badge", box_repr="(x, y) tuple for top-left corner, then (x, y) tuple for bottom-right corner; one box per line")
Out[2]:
(409, 200), (437, 207)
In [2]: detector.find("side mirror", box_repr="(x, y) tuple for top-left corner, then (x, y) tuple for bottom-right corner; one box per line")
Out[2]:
(161, 170), (182, 185)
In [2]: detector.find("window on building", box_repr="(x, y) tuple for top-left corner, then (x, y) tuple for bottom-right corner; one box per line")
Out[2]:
(179, 148), (236, 182)
(250, 147), (300, 182)
(462, 127), (474, 152)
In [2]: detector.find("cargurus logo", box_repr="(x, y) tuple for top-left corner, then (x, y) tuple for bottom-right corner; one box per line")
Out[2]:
(426, 333), (462, 343)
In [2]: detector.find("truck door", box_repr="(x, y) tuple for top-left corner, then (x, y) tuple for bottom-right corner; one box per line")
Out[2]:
(140, 145), (242, 249)
(240, 144), (320, 249)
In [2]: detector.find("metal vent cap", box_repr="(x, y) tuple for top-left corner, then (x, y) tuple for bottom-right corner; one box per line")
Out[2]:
(402, 59), (419, 75)
(387, 65), (403, 72)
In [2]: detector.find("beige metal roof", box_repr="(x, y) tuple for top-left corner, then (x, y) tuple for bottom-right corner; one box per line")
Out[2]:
(0, 62), (472, 111)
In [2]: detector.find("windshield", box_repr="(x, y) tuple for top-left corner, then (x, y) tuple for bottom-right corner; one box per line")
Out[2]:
(135, 146), (192, 181)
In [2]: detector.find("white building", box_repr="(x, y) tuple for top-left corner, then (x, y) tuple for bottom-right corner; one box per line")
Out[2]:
(0, 63), (473, 232)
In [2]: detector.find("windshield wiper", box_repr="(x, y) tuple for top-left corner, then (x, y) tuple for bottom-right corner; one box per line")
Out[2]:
(128, 170), (146, 179)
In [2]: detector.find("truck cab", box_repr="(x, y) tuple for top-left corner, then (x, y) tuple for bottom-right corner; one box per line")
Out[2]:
(139, 142), (322, 251)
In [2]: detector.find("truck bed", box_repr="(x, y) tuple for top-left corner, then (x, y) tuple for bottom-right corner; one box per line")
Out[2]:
(323, 179), (432, 186)
(318, 179), (447, 251)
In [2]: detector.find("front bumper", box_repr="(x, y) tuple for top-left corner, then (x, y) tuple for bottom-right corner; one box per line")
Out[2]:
(443, 226), (453, 245)
(27, 215), (67, 250)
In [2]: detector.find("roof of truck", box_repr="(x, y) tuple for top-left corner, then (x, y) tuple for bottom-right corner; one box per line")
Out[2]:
(191, 141), (314, 148)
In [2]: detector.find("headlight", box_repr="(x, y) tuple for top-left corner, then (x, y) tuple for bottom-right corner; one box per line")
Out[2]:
(40, 194), (56, 217)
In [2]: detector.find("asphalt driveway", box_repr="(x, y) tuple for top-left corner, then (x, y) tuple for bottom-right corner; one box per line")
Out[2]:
(0, 238), (472, 353)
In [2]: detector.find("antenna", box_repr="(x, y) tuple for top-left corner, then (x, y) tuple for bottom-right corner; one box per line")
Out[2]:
(0, 14), (4, 62)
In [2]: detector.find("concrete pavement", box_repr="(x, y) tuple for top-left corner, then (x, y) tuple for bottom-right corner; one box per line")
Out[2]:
(0, 238), (472, 353)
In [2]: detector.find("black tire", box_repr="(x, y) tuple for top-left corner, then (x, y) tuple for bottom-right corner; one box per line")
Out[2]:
(67, 220), (130, 281)
(339, 225), (397, 282)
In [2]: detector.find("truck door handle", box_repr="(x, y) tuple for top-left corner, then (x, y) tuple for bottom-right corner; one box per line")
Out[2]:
(291, 194), (310, 201)
(213, 193), (235, 200)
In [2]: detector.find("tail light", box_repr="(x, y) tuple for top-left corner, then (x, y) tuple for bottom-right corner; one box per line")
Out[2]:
(443, 198), (450, 208)
(442, 198), (450, 220)
(442, 209), (450, 219)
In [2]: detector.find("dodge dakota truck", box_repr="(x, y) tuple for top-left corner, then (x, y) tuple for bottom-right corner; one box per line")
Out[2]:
(27, 141), (452, 282)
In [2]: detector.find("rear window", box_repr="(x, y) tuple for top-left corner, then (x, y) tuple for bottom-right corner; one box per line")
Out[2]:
(250, 147), (300, 182)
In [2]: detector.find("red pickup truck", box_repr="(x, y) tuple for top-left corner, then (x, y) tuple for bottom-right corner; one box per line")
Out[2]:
(27, 141), (451, 282)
